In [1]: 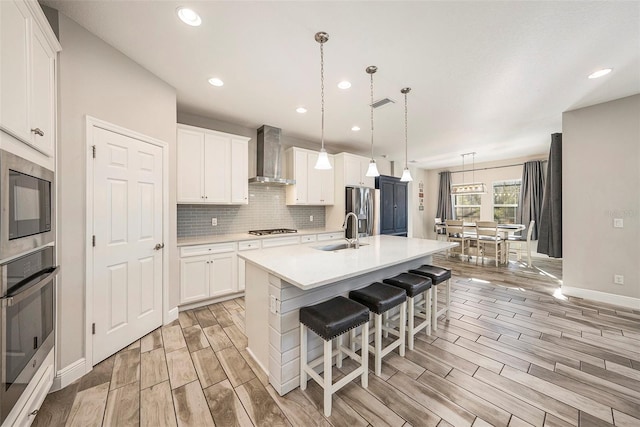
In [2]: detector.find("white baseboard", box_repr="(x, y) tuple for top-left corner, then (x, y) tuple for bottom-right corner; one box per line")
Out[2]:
(51, 357), (87, 392)
(178, 292), (244, 312)
(561, 286), (640, 310)
(165, 306), (179, 325)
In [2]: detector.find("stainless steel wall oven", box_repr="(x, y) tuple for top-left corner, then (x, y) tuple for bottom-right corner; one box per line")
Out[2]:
(0, 246), (58, 424)
(0, 149), (54, 260)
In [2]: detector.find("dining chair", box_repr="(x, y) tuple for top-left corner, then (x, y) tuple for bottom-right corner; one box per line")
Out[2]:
(507, 220), (535, 267)
(475, 221), (504, 266)
(445, 219), (470, 260)
(434, 217), (446, 241)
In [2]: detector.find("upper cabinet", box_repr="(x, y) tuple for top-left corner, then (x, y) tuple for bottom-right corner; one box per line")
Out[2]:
(177, 124), (250, 204)
(343, 154), (375, 188)
(285, 147), (334, 206)
(335, 152), (393, 189)
(0, 0), (60, 157)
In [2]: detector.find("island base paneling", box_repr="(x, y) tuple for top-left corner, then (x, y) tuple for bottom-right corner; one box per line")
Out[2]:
(245, 255), (433, 396)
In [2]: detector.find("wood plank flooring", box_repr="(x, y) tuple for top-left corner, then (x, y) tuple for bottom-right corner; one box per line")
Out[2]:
(34, 254), (640, 426)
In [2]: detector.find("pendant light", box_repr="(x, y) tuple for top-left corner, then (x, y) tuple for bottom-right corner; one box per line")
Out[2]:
(365, 65), (380, 177)
(314, 32), (332, 170)
(400, 87), (413, 182)
(450, 152), (487, 194)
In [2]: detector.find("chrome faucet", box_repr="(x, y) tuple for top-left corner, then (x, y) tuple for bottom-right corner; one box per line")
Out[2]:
(342, 212), (360, 249)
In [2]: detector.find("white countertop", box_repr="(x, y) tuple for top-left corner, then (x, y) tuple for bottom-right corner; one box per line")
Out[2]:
(238, 235), (457, 290)
(177, 228), (343, 247)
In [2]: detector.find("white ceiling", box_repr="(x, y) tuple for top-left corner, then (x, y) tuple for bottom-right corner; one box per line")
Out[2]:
(42, 0), (640, 169)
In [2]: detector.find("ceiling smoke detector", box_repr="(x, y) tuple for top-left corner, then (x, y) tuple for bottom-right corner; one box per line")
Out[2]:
(370, 97), (396, 109)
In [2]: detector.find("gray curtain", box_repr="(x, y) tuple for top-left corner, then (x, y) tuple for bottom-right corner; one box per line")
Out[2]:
(538, 133), (562, 257)
(517, 160), (544, 240)
(436, 171), (453, 221)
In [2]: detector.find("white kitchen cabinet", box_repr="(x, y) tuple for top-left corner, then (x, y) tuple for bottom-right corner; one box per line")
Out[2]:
(180, 255), (210, 304)
(177, 124), (250, 204)
(317, 231), (344, 241)
(285, 147), (334, 205)
(261, 235), (301, 248)
(180, 242), (238, 304)
(342, 153), (375, 188)
(0, 0), (60, 157)
(176, 127), (205, 203)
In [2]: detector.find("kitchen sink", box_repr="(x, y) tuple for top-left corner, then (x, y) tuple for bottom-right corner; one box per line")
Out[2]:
(314, 242), (368, 251)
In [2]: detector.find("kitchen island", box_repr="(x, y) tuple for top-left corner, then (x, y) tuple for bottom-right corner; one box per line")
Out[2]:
(238, 234), (456, 395)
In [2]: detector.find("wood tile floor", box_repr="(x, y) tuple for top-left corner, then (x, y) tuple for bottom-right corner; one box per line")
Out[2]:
(34, 255), (640, 426)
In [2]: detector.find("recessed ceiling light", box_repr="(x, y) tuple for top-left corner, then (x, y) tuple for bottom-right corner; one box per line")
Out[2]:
(208, 77), (224, 87)
(588, 68), (612, 79)
(177, 7), (201, 26)
(296, 107), (307, 114)
(338, 81), (352, 89)
(351, 126), (360, 131)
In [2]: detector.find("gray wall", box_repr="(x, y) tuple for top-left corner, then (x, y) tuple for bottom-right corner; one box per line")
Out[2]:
(563, 94), (640, 300)
(56, 14), (177, 369)
(178, 185), (325, 237)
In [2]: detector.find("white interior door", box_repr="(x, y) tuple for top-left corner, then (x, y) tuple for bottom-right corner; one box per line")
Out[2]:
(92, 126), (163, 364)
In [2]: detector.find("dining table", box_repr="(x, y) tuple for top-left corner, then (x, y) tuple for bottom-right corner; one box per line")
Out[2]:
(435, 223), (526, 263)
(436, 221), (525, 237)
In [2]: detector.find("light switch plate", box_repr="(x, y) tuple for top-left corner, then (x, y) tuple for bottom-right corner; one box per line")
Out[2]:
(614, 275), (624, 285)
(211, 218), (217, 226)
(614, 218), (623, 228)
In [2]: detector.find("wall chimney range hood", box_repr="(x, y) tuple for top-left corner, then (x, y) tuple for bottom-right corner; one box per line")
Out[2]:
(249, 125), (295, 185)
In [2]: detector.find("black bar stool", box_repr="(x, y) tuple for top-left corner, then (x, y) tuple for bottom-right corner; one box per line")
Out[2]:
(299, 296), (369, 417)
(383, 273), (432, 350)
(408, 265), (452, 331)
(349, 282), (407, 376)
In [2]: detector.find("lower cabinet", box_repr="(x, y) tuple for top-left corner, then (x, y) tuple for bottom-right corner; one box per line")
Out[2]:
(179, 232), (343, 306)
(180, 243), (238, 305)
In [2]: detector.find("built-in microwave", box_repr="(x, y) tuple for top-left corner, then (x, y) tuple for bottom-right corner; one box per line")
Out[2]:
(0, 149), (54, 260)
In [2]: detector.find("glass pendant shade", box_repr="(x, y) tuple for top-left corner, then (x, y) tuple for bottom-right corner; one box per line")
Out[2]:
(400, 167), (413, 182)
(366, 160), (380, 177)
(314, 149), (332, 170)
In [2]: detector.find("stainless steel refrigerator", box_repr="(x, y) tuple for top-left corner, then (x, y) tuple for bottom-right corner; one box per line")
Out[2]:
(345, 186), (374, 238)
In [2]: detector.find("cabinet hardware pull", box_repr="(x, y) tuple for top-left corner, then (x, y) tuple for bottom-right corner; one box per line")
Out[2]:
(31, 128), (44, 136)
(29, 410), (39, 416)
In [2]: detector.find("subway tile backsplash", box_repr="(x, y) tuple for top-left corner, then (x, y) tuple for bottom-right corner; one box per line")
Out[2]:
(177, 185), (326, 237)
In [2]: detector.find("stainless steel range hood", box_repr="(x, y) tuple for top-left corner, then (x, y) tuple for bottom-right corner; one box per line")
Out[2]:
(249, 125), (295, 185)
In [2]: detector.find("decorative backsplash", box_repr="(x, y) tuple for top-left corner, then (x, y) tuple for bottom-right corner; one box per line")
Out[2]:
(177, 185), (326, 237)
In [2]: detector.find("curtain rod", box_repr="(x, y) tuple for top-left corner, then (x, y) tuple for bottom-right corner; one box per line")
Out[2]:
(445, 159), (547, 174)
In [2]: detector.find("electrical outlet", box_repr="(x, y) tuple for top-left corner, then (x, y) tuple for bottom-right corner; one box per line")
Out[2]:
(614, 274), (624, 285)
(310, 215), (313, 222)
(613, 218), (624, 228)
(211, 218), (217, 226)
(270, 295), (279, 314)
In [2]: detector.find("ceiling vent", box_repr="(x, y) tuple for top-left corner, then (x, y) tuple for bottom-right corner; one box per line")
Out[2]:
(371, 97), (396, 109)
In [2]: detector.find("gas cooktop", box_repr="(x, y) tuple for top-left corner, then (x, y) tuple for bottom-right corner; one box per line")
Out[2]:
(248, 228), (298, 236)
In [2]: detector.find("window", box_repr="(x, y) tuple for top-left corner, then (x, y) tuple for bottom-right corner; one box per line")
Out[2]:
(454, 194), (481, 222)
(493, 180), (521, 224)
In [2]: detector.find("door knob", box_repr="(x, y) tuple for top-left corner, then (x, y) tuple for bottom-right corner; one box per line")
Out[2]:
(154, 243), (165, 250)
